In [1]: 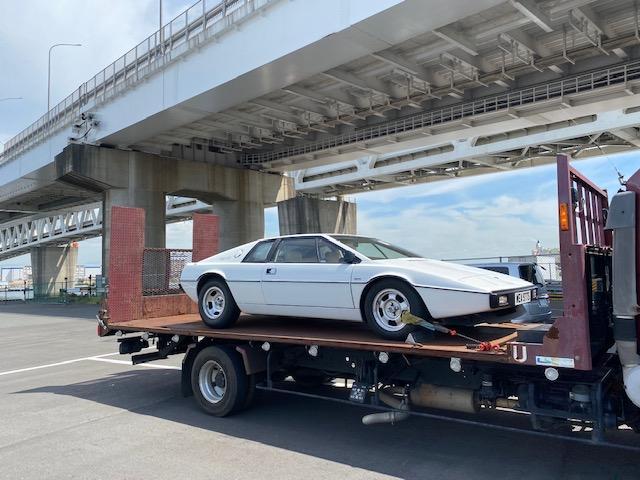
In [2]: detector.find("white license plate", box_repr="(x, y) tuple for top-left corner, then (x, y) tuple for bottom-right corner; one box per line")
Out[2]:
(515, 290), (532, 305)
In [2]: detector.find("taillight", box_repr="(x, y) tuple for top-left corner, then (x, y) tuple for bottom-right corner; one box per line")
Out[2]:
(559, 203), (570, 231)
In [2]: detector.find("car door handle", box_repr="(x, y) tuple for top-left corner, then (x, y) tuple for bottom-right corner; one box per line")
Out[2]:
(266, 267), (277, 275)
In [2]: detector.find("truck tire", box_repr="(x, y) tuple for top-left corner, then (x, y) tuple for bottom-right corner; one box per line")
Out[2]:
(198, 278), (240, 329)
(191, 345), (249, 416)
(363, 279), (424, 340)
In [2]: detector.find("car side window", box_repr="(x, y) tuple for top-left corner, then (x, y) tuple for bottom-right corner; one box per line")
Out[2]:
(243, 240), (275, 263)
(273, 238), (319, 263)
(317, 238), (345, 264)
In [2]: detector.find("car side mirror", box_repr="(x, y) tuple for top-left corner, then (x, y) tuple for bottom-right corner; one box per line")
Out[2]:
(341, 251), (360, 264)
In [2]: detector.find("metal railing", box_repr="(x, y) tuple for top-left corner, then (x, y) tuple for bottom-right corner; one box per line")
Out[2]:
(0, 277), (104, 303)
(142, 248), (192, 296)
(0, 0), (277, 164)
(243, 59), (640, 165)
(0, 197), (211, 261)
(0, 204), (102, 260)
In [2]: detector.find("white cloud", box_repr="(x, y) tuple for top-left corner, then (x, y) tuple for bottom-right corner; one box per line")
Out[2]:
(358, 194), (559, 260)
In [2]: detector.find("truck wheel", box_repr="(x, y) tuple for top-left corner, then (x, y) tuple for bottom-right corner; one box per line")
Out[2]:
(198, 278), (240, 328)
(364, 279), (423, 340)
(191, 346), (248, 416)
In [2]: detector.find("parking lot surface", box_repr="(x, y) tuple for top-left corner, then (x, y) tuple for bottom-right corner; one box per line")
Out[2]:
(1, 303), (639, 480)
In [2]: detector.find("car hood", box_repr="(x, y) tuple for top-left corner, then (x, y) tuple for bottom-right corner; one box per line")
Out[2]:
(372, 258), (533, 292)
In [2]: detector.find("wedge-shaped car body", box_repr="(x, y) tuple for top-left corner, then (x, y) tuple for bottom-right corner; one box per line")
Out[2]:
(180, 234), (536, 339)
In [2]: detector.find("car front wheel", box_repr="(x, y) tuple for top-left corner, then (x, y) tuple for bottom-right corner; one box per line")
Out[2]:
(198, 278), (240, 328)
(364, 279), (425, 340)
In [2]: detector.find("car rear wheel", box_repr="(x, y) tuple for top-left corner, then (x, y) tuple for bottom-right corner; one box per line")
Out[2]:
(198, 278), (240, 328)
(364, 279), (425, 340)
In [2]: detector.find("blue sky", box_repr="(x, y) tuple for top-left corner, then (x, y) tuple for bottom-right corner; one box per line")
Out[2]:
(268, 151), (640, 260)
(2, 1), (640, 268)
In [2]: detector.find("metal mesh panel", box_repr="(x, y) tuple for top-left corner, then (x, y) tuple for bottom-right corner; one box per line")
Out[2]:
(142, 248), (192, 295)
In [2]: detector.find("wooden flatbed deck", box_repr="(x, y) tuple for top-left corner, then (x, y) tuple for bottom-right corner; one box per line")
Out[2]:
(111, 314), (540, 362)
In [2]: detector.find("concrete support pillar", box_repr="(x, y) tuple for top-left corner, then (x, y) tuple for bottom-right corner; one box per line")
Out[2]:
(103, 187), (166, 277)
(54, 144), (291, 277)
(206, 200), (264, 251)
(278, 196), (357, 235)
(30, 243), (78, 297)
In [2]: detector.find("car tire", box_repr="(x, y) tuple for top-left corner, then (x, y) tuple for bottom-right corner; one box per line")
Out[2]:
(364, 279), (426, 340)
(191, 345), (249, 416)
(198, 278), (240, 329)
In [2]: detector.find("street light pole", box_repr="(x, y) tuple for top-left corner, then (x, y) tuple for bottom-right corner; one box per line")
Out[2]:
(47, 43), (82, 111)
(0, 97), (22, 103)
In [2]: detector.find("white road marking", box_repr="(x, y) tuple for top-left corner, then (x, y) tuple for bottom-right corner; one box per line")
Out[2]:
(87, 357), (181, 370)
(0, 352), (119, 377)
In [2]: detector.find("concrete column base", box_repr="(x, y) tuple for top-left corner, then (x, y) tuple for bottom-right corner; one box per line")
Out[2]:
(278, 197), (357, 235)
(30, 244), (78, 297)
(103, 187), (166, 277)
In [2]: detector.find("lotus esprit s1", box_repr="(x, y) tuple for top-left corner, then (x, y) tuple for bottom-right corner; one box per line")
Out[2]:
(180, 234), (536, 340)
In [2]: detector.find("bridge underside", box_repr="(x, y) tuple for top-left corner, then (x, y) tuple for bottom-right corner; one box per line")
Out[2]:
(112, 0), (640, 196)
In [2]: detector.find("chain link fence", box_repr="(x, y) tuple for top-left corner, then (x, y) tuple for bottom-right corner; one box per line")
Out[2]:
(142, 248), (192, 296)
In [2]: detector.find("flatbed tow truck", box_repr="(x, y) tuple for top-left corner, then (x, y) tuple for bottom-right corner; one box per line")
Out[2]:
(97, 155), (640, 446)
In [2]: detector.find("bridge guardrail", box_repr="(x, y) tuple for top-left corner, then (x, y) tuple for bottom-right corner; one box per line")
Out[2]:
(0, 0), (276, 164)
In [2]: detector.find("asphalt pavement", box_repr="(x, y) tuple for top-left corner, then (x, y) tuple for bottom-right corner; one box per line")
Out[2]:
(0, 303), (639, 480)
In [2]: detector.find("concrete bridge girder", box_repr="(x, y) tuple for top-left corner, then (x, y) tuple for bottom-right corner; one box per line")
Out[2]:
(52, 144), (290, 273)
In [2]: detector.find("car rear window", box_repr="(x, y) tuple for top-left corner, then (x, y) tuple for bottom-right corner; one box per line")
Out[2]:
(519, 264), (544, 285)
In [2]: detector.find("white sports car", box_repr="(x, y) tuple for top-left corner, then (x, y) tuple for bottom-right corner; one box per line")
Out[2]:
(180, 234), (536, 340)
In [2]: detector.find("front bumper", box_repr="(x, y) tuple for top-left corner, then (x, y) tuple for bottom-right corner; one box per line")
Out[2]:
(489, 288), (537, 309)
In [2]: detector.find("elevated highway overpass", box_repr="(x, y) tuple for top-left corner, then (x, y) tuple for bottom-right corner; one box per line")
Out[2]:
(3, 0), (640, 278)
(0, 197), (211, 262)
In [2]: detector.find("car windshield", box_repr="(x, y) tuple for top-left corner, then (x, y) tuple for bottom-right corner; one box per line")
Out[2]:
(331, 236), (419, 260)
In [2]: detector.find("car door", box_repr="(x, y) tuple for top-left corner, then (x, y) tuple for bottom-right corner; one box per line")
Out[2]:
(261, 237), (354, 308)
(226, 239), (277, 305)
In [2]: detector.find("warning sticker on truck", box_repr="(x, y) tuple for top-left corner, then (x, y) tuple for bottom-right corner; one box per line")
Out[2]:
(535, 356), (575, 368)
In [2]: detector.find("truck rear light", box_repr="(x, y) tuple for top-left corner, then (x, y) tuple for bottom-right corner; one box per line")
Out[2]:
(559, 203), (570, 231)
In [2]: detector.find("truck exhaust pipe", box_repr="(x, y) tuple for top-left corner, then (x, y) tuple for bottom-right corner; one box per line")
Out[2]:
(606, 190), (640, 408)
(409, 384), (478, 414)
(378, 384), (480, 415)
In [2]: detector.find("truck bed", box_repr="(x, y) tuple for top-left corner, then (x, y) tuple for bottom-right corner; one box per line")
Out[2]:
(111, 314), (538, 362)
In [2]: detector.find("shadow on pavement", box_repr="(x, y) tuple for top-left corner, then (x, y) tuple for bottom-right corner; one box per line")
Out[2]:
(14, 368), (640, 480)
(0, 302), (99, 320)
